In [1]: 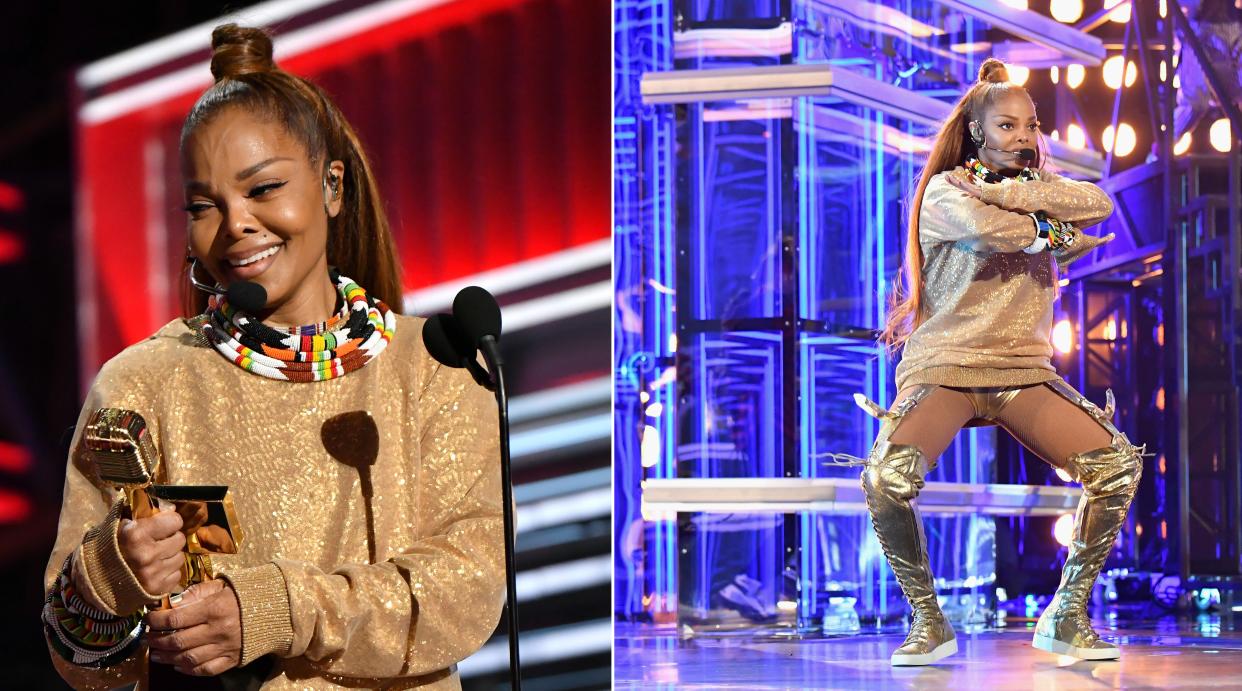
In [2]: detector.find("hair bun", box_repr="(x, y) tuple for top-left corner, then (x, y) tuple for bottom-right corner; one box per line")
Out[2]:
(977, 58), (1010, 84)
(210, 24), (276, 81)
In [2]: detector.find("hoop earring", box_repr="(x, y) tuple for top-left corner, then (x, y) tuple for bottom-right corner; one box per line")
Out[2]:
(186, 255), (225, 296)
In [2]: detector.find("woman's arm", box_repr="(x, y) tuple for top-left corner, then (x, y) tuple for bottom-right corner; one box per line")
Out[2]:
(43, 365), (167, 689)
(977, 168), (1115, 227)
(220, 363), (505, 678)
(920, 171), (1043, 253)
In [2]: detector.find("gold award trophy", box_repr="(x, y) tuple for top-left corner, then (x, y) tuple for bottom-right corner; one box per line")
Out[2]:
(83, 408), (245, 607)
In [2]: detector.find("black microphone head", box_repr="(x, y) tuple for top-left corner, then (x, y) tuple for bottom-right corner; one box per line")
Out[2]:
(226, 281), (268, 313)
(422, 313), (475, 368)
(1018, 148), (1037, 162)
(452, 286), (502, 345)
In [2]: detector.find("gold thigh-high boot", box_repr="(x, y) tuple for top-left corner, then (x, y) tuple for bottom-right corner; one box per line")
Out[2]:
(1033, 384), (1143, 660)
(856, 387), (956, 666)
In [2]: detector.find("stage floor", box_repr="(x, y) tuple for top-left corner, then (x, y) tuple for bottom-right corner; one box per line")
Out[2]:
(615, 615), (1242, 689)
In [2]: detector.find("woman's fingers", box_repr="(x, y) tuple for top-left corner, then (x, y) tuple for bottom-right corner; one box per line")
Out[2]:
(119, 510), (189, 594)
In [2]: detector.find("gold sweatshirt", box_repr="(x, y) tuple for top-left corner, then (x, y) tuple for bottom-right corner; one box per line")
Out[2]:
(894, 166), (1115, 391)
(44, 315), (504, 689)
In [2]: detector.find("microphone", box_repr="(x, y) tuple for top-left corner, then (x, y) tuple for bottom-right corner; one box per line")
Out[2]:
(421, 314), (495, 391)
(187, 257), (269, 312)
(433, 286), (521, 691)
(979, 141), (1037, 163)
(453, 286), (504, 369)
(227, 281), (268, 314)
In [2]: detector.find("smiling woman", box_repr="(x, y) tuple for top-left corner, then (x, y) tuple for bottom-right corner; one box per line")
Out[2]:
(42, 24), (504, 690)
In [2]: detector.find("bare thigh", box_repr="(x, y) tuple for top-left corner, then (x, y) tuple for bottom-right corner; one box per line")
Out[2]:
(992, 383), (1114, 469)
(886, 386), (978, 462)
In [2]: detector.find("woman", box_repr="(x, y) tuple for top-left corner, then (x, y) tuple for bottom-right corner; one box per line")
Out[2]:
(42, 24), (504, 689)
(858, 59), (1143, 666)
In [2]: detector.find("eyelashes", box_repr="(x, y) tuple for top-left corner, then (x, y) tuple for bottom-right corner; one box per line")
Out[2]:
(248, 181), (287, 197)
(183, 180), (288, 216)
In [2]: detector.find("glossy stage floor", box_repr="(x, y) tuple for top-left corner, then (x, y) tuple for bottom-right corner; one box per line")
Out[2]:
(614, 614), (1242, 689)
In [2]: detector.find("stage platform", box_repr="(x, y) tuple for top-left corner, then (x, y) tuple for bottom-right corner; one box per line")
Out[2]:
(615, 614), (1242, 689)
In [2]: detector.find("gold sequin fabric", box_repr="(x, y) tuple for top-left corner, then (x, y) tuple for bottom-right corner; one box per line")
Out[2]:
(44, 315), (504, 690)
(895, 167), (1114, 391)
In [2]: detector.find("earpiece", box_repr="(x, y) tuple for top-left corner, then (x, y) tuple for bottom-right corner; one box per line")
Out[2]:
(322, 172), (341, 213)
(969, 120), (984, 145)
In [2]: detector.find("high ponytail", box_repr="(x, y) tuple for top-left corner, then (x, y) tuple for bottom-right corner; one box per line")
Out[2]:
(179, 23), (404, 317)
(879, 58), (1039, 350)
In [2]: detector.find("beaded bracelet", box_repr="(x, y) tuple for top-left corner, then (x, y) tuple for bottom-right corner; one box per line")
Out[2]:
(42, 558), (146, 667)
(1023, 211), (1078, 254)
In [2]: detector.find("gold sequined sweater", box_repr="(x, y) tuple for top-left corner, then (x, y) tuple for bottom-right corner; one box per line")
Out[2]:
(894, 167), (1115, 391)
(44, 315), (504, 690)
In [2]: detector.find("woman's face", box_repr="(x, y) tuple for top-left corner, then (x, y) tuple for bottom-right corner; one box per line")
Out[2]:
(974, 90), (1040, 173)
(182, 106), (344, 323)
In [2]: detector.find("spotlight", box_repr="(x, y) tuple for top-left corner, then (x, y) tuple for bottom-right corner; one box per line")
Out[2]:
(1103, 123), (1137, 156)
(1000, 0), (1029, 8)
(1055, 467), (1074, 482)
(1050, 0), (1084, 23)
(1105, 0), (1131, 23)
(1209, 118), (1233, 152)
(1066, 123), (1086, 150)
(1103, 56), (1137, 89)
(1066, 64), (1085, 89)
(1050, 65), (1060, 84)
(1052, 319), (1074, 353)
(1008, 65), (1030, 86)
(1054, 513), (1074, 547)
(1174, 131), (1192, 155)
(641, 424), (660, 467)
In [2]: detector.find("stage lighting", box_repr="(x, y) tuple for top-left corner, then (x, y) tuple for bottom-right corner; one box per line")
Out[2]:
(1160, 0), (1167, 18)
(1066, 63), (1085, 89)
(1103, 317), (1117, 341)
(1054, 513), (1074, 547)
(1050, 65), (1059, 84)
(641, 424), (660, 467)
(1066, 123), (1086, 149)
(1051, 129), (1060, 140)
(1008, 65), (1030, 86)
(1105, 0), (1131, 23)
(1209, 118), (1233, 152)
(1103, 56), (1137, 89)
(1000, 0), (1029, 9)
(1050, 0), (1083, 23)
(1052, 319), (1074, 353)
(1174, 131), (1192, 155)
(645, 402), (664, 417)
(1055, 467), (1073, 482)
(1103, 123), (1137, 156)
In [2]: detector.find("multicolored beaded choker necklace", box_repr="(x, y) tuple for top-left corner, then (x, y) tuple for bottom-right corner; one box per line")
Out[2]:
(201, 270), (396, 382)
(965, 156), (1039, 184)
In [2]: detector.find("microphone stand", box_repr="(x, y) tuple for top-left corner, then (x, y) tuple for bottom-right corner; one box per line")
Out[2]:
(479, 337), (520, 691)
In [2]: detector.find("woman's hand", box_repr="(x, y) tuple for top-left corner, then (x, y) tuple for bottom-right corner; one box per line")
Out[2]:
(945, 172), (983, 198)
(147, 579), (243, 676)
(118, 508), (186, 599)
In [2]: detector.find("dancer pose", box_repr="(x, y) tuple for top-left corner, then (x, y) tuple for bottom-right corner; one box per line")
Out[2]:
(858, 59), (1142, 666)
